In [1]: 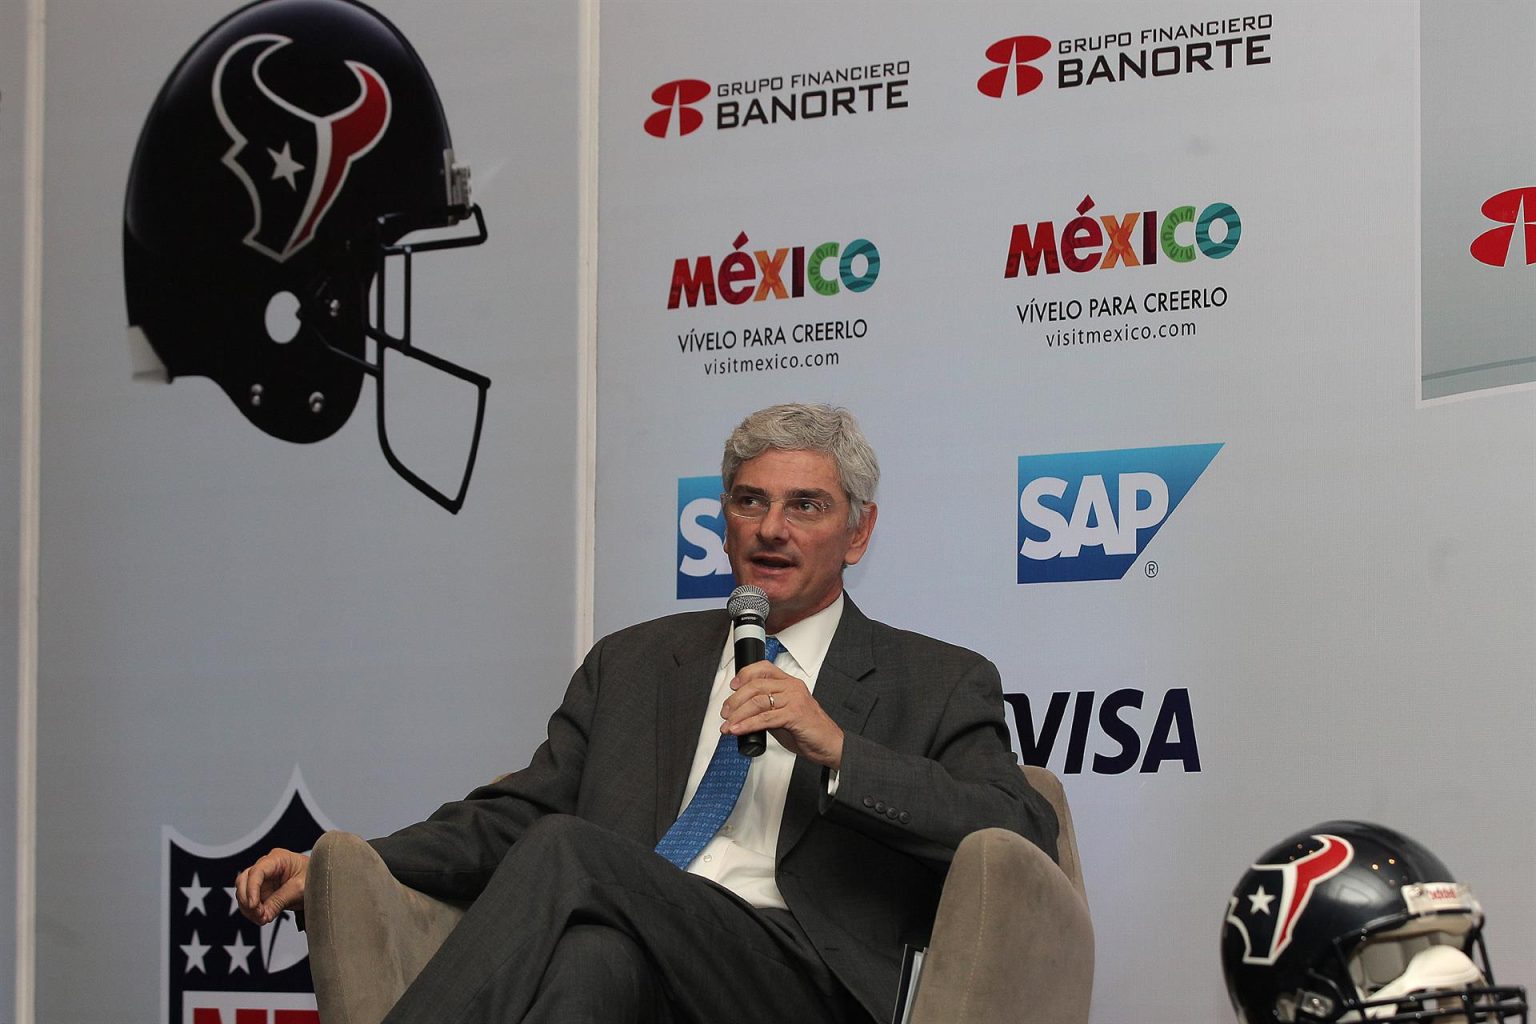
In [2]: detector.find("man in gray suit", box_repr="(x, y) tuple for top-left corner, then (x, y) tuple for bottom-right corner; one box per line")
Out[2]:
(237, 403), (1058, 1024)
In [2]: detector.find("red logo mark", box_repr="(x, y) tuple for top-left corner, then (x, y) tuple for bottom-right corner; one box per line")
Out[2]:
(978, 36), (1052, 98)
(193, 1011), (319, 1024)
(645, 79), (711, 138)
(1270, 835), (1351, 958)
(1471, 187), (1536, 267)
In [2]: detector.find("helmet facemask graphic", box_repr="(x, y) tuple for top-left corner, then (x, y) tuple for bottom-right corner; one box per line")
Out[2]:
(124, 0), (491, 513)
(1222, 824), (1527, 1024)
(314, 186), (490, 513)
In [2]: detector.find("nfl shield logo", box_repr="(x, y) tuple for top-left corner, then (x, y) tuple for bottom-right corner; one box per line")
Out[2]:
(162, 769), (338, 1024)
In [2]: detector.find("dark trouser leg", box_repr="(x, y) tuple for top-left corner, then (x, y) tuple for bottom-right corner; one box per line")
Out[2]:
(380, 815), (857, 1024)
(522, 924), (668, 1024)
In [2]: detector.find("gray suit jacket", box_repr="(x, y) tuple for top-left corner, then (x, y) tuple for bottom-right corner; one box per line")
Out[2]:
(370, 596), (1059, 1021)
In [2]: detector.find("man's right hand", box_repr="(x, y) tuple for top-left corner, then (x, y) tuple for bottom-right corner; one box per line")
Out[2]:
(235, 847), (308, 926)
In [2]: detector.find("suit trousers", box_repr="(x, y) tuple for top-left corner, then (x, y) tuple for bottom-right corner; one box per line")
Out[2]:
(379, 814), (873, 1024)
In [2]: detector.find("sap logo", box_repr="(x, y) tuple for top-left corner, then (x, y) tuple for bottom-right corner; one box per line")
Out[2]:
(677, 475), (733, 599)
(1003, 688), (1200, 774)
(1017, 443), (1222, 583)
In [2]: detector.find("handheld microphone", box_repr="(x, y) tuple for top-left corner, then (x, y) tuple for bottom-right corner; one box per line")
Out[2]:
(727, 584), (771, 757)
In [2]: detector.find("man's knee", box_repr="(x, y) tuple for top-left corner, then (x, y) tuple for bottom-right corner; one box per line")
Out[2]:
(535, 923), (661, 1021)
(552, 922), (649, 975)
(518, 814), (654, 866)
(516, 814), (611, 860)
(487, 815), (656, 896)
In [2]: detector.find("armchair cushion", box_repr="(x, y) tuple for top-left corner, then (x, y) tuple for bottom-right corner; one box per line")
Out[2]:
(908, 827), (1093, 1024)
(306, 831), (466, 1024)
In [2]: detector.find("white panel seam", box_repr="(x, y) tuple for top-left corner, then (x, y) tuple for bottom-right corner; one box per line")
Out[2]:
(575, 0), (599, 659)
(15, 1), (45, 1022)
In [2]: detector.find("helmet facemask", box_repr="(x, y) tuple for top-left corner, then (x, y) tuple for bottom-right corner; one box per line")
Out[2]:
(1290, 906), (1526, 1023)
(310, 174), (490, 513)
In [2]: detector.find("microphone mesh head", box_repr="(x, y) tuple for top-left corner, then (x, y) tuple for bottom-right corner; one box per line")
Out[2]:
(727, 584), (770, 619)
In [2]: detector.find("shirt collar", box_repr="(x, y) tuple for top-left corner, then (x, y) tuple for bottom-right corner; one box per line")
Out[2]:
(718, 593), (845, 683)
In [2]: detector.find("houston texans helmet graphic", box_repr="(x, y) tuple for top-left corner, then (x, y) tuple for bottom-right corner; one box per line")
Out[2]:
(124, 0), (489, 512)
(1221, 821), (1526, 1023)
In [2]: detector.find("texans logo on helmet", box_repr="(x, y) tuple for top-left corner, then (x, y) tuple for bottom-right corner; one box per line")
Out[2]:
(212, 33), (392, 263)
(163, 770), (337, 1024)
(1224, 833), (1354, 966)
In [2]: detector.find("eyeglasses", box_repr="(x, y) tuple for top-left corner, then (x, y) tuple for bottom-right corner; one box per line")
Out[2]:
(721, 491), (844, 526)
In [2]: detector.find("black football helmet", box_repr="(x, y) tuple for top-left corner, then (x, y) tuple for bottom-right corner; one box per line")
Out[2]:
(124, 0), (489, 512)
(1221, 821), (1526, 1023)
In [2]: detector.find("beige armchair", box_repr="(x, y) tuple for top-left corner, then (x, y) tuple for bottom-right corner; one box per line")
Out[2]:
(304, 765), (1092, 1024)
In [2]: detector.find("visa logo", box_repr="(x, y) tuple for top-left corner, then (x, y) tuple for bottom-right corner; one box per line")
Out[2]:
(1003, 688), (1200, 775)
(676, 475), (733, 599)
(1017, 444), (1222, 583)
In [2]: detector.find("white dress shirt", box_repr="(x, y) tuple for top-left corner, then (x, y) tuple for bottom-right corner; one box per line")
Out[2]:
(674, 594), (845, 909)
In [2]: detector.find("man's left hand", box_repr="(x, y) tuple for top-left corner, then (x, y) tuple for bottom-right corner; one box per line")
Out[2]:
(723, 662), (844, 769)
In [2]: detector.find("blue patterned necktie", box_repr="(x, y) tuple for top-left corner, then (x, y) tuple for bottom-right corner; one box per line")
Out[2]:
(655, 636), (783, 869)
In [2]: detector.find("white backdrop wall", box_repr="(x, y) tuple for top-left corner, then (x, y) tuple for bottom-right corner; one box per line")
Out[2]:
(596, 3), (1535, 1022)
(12, 2), (1536, 1024)
(26, 1), (584, 1022)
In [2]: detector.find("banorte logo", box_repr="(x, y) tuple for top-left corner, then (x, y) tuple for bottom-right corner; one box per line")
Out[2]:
(644, 64), (910, 138)
(978, 36), (1052, 97)
(1470, 186), (1536, 267)
(645, 78), (711, 139)
(978, 16), (1272, 98)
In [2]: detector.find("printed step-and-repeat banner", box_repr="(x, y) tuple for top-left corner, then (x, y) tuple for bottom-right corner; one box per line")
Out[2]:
(595, 3), (1535, 1022)
(18, 2), (1536, 1023)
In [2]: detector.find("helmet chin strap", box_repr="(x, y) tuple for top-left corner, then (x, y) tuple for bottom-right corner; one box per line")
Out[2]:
(1354, 946), (1487, 1021)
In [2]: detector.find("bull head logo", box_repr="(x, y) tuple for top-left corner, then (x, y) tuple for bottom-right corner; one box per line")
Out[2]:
(1225, 834), (1354, 966)
(211, 33), (392, 262)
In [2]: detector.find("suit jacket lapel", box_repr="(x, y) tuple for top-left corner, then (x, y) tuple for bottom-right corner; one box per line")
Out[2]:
(777, 596), (879, 860)
(654, 612), (730, 843)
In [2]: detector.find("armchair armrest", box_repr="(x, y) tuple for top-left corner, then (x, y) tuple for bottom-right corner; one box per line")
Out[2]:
(306, 831), (467, 1024)
(910, 827), (1094, 1024)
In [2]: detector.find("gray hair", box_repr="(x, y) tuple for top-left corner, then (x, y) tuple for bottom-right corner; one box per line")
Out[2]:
(721, 404), (879, 528)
